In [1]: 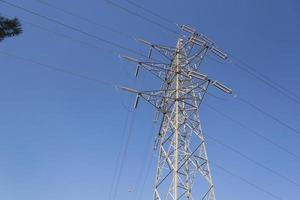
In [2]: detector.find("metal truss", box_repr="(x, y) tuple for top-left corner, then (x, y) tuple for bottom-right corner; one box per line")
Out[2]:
(120, 25), (232, 200)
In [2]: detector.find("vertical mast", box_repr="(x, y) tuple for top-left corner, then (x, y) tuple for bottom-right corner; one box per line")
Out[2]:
(174, 39), (181, 200)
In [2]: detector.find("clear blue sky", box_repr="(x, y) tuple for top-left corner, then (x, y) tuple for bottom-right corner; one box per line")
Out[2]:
(1, 0), (300, 200)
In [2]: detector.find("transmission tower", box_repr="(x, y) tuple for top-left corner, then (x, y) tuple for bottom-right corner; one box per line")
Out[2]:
(121, 25), (232, 200)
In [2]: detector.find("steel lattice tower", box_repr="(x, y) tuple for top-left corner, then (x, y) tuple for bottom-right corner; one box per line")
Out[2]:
(121, 25), (232, 200)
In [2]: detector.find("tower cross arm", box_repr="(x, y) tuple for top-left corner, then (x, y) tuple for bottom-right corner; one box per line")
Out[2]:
(180, 24), (228, 60)
(122, 55), (171, 80)
(138, 38), (176, 60)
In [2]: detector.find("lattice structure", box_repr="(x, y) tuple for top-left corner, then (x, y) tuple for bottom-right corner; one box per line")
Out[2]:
(121, 25), (232, 200)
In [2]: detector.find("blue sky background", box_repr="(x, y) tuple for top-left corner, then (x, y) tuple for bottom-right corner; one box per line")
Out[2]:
(0, 0), (300, 199)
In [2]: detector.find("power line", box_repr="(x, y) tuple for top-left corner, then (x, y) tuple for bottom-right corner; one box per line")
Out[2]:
(101, 0), (179, 35)
(228, 57), (300, 107)
(212, 162), (283, 200)
(206, 91), (300, 159)
(135, 153), (155, 200)
(0, 0), (146, 58)
(111, 111), (137, 200)
(132, 122), (156, 200)
(19, 18), (118, 56)
(124, 0), (175, 25)
(206, 135), (300, 188)
(109, 110), (131, 200)
(1, 0), (165, 64)
(1, 11), (121, 57)
(19, 15), (163, 75)
(238, 97), (300, 137)
(205, 103), (300, 160)
(34, 0), (135, 39)
(230, 54), (300, 100)
(0, 50), (116, 88)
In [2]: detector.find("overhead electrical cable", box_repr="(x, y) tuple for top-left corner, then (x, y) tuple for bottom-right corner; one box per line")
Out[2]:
(0, 50), (116, 88)
(212, 162), (283, 200)
(124, 0), (175, 25)
(111, 111), (137, 200)
(238, 96), (300, 137)
(19, 18), (118, 56)
(101, 0), (179, 35)
(35, 0), (135, 39)
(132, 123), (156, 200)
(135, 153), (155, 200)
(205, 103), (300, 160)
(229, 54), (300, 100)
(228, 57), (300, 107)
(206, 135), (300, 188)
(0, 0), (147, 58)
(109, 110), (131, 200)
